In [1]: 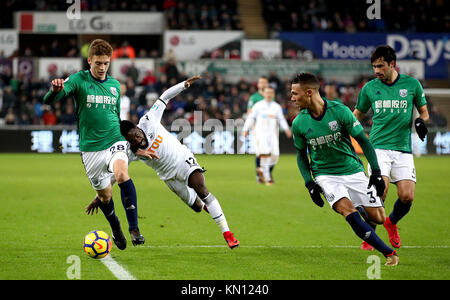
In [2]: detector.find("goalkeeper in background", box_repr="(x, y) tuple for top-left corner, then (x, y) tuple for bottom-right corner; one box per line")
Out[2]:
(43, 39), (155, 250)
(353, 45), (429, 251)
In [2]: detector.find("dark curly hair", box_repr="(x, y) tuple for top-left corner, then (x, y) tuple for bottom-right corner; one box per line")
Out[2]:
(120, 120), (136, 138)
(371, 45), (397, 66)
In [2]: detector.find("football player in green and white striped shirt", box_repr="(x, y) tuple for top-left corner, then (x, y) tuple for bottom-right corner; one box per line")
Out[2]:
(353, 45), (429, 251)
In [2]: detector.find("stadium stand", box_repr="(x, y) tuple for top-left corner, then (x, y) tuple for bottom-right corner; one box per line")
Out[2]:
(0, 0), (448, 129)
(262, 0), (450, 33)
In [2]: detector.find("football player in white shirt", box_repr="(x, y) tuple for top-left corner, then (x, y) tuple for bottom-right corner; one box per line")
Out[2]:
(98, 75), (239, 249)
(242, 86), (292, 185)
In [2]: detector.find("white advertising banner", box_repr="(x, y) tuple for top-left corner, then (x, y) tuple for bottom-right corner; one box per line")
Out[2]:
(110, 58), (155, 83)
(38, 57), (82, 80)
(241, 39), (282, 61)
(396, 60), (425, 80)
(16, 12), (164, 34)
(164, 30), (244, 60)
(0, 30), (18, 57)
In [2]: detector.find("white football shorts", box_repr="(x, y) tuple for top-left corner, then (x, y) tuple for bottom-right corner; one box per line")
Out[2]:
(164, 151), (204, 207)
(80, 141), (129, 190)
(315, 172), (384, 209)
(368, 149), (416, 183)
(254, 132), (280, 156)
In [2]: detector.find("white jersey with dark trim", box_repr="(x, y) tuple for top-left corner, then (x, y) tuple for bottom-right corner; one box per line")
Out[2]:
(129, 81), (190, 180)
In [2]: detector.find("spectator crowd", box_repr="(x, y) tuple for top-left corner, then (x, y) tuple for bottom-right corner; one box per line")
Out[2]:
(0, 0), (448, 128)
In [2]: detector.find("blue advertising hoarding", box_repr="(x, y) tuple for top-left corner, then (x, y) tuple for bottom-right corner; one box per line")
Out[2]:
(278, 32), (450, 79)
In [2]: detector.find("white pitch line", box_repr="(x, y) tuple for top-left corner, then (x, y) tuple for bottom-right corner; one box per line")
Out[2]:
(101, 255), (136, 280)
(141, 244), (449, 249)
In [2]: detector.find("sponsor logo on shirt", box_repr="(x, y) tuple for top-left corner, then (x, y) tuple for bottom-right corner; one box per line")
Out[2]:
(374, 99), (408, 113)
(146, 135), (163, 154)
(309, 132), (342, 150)
(86, 95), (117, 108)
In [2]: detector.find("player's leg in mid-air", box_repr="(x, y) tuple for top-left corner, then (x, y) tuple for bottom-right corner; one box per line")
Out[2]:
(333, 197), (398, 266)
(316, 173), (398, 266)
(188, 170), (240, 249)
(164, 158), (240, 250)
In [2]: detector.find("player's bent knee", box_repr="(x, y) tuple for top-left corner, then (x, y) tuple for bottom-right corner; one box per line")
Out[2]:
(97, 192), (112, 204)
(372, 214), (386, 225)
(114, 171), (130, 184)
(399, 194), (414, 204)
(333, 197), (356, 217)
(189, 171), (209, 198)
(111, 153), (130, 184)
(190, 198), (203, 213)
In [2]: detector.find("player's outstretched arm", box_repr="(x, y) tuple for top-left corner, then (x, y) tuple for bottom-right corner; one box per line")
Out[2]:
(43, 78), (66, 104)
(146, 75), (202, 124)
(159, 74), (201, 104)
(184, 75), (201, 88)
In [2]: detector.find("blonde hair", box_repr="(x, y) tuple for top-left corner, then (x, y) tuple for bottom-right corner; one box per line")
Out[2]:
(88, 39), (113, 58)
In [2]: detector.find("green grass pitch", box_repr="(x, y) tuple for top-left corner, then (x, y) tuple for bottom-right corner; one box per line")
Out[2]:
(0, 153), (449, 280)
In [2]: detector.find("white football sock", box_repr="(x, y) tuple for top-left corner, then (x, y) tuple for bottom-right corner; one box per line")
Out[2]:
(260, 157), (272, 182)
(202, 193), (229, 233)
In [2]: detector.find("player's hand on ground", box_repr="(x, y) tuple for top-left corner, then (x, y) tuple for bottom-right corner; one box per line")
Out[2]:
(414, 117), (428, 141)
(51, 78), (64, 93)
(85, 197), (99, 215)
(305, 181), (324, 207)
(368, 169), (385, 197)
(184, 75), (201, 88)
(135, 148), (160, 160)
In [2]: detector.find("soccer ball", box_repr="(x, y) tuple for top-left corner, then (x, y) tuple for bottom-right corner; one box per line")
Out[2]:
(83, 230), (112, 259)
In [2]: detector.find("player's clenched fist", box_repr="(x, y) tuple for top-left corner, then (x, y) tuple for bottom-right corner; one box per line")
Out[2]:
(51, 78), (65, 93)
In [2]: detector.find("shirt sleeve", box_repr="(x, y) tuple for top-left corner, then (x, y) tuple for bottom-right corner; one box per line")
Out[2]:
(340, 106), (364, 137)
(145, 80), (187, 124)
(355, 85), (371, 113)
(242, 105), (257, 132)
(43, 74), (78, 104)
(292, 120), (306, 150)
(276, 105), (289, 131)
(413, 79), (427, 109)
